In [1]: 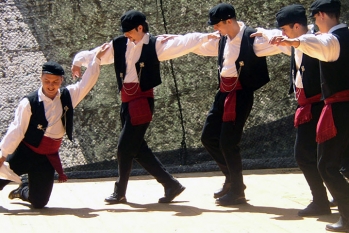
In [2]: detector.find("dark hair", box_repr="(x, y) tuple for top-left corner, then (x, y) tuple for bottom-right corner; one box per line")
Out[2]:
(221, 18), (236, 24)
(288, 23), (295, 28)
(288, 19), (307, 28)
(135, 21), (149, 33)
(324, 11), (340, 20)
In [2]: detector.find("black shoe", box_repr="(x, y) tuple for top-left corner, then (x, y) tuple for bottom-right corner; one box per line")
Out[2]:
(298, 202), (331, 217)
(330, 199), (338, 207)
(326, 216), (349, 232)
(8, 182), (28, 200)
(158, 183), (185, 203)
(104, 193), (127, 204)
(214, 183), (231, 199)
(215, 191), (246, 206)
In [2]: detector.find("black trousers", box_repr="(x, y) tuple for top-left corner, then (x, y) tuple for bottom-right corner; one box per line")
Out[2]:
(294, 101), (329, 204)
(201, 89), (254, 195)
(0, 142), (55, 208)
(115, 98), (178, 197)
(318, 101), (349, 219)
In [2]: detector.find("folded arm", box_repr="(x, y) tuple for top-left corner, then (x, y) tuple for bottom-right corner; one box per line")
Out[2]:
(297, 34), (340, 62)
(252, 28), (291, 57)
(269, 33), (340, 62)
(71, 41), (114, 78)
(68, 44), (110, 107)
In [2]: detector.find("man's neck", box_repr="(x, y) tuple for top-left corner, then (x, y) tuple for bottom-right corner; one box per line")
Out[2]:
(133, 32), (147, 44)
(320, 20), (340, 33)
(298, 26), (309, 37)
(227, 21), (241, 40)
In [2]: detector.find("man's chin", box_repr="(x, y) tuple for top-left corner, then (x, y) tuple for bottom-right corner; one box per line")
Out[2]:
(44, 90), (57, 98)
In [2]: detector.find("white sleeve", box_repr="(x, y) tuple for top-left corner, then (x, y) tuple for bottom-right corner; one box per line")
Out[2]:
(0, 98), (31, 157)
(67, 56), (102, 108)
(72, 41), (115, 67)
(297, 33), (340, 62)
(156, 33), (212, 61)
(191, 36), (219, 57)
(253, 28), (292, 57)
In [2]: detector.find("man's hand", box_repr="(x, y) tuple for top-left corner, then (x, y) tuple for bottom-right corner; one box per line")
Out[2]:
(158, 34), (180, 44)
(71, 65), (82, 79)
(207, 31), (221, 40)
(269, 36), (300, 48)
(71, 43), (110, 79)
(250, 32), (263, 38)
(96, 43), (110, 60)
(250, 27), (265, 38)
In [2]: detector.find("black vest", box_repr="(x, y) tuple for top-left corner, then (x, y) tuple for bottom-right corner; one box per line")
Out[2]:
(218, 27), (270, 91)
(289, 48), (321, 98)
(113, 35), (161, 92)
(23, 88), (74, 147)
(319, 27), (349, 99)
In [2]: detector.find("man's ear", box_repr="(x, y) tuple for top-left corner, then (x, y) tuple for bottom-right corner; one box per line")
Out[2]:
(294, 23), (300, 30)
(136, 25), (143, 32)
(319, 11), (326, 20)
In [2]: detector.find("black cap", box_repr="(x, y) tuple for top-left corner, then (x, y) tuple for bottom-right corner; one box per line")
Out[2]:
(120, 10), (146, 32)
(276, 4), (307, 28)
(208, 3), (236, 25)
(309, 0), (341, 17)
(42, 61), (65, 76)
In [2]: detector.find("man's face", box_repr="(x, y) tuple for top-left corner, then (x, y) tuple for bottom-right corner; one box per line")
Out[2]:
(213, 20), (229, 35)
(124, 25), (144, 43)
(41, 73), (63, 99)
(313, 12), (325, 32)
(280, 24), (298, 39)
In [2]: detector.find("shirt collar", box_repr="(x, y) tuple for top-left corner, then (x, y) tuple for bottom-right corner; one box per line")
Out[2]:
(143, 33), (150, 44)
(126, 33), (150, 46)
(227, 21), (245, 43)
(38, 86), (61, 102)
(329, 23), (348, 34)
(307, 24), (316, 34)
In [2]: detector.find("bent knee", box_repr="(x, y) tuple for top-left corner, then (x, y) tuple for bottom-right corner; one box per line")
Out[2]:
(31, 201), (48, 209)
(30, 198), (49, 209)
(200, 132), (212, 146)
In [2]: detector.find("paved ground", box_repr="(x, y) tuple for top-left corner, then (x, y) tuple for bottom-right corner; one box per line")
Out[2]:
(0, 168), (340, 233)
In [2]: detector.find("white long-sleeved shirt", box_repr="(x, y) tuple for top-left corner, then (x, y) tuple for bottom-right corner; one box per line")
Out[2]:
(73, 32), (209, 83)
(73, 22), (281, 81)
(297, 23), (347, 62)
(192, 22), (287, 77)
(0, 57), (102, 158)
(253, 27), (319, 89)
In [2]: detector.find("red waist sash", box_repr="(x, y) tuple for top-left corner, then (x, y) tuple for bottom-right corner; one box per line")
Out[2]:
(121, 83), (154, 125)
(220, 77), (243, 122)
(23, 136), (67, 182)
(294, 88), (322, 128)
(316, 90), (349, 143)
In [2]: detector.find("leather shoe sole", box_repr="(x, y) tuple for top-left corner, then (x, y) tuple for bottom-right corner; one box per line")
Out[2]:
(104, 195), (127, 204)
(326, 217), (349, 232)
(215, 196), (247, 206)
(298, 202), (331, 217)
(8, 182), (28, 200)
(298, 208), (331, 217)
(213, 183), (231, 199)
(8, 188), (22, 200)
(158, 185), (185, 203)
